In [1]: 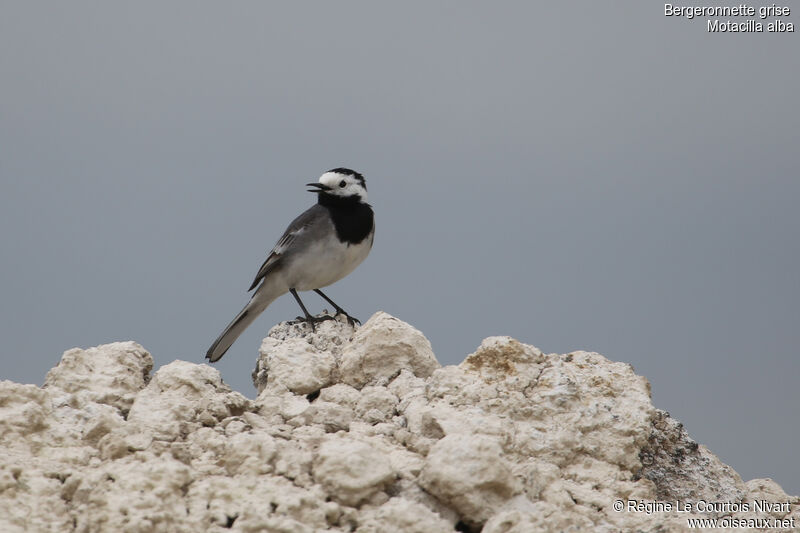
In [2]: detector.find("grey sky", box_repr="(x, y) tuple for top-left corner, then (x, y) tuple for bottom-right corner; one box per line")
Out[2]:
(1, 2), (798, 494)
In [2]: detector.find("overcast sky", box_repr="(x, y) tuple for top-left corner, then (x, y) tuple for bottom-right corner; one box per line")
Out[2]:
(1, 2), (797, 494)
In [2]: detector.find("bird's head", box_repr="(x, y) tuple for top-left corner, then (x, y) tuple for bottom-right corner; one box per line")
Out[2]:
(307, 168), (368, 203)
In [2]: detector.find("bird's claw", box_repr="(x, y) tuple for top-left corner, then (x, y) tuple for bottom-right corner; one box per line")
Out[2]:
(289, 314), (336, 331)
(334, 310), (361, 327)
(289, 312), (359, 330)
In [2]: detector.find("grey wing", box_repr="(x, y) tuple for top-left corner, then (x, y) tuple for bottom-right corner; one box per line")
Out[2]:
(247, 205), (325, 291)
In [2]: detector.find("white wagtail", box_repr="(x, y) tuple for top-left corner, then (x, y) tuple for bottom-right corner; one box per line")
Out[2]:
(206, 168), (374, 362)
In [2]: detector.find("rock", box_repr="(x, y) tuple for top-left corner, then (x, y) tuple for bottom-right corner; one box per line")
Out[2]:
(356, 497), (453, 532)
(355, 386), (398, 424)
(340, 312), (440, 387)
(481, 501), (594, 533)
(419, 434), (519, 527)
(289, 401), (354, 432)
(255, 336), (337, 395)
(461, 336), (543, 382)
(637, 409), (746, 503)
(318, 383), (361, 407)
(0, 382), (51, 446)
(223, 432), (277, 476)
(253, 317), (356, 394)
(312, 436), (395, 506)
(44, 341), (153, 413)
(0, 311), (797, 532)
(127, 360), (251, 441)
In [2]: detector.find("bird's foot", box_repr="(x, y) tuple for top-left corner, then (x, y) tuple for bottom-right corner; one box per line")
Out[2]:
(290, 314), (336, 331)
(334, 310), (361, 327)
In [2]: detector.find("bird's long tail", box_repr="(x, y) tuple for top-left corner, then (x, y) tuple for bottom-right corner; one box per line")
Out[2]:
(206, 278), (284, 362)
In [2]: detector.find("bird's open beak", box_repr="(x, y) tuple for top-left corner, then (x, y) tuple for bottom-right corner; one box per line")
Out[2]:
(306, 182), (332, 193)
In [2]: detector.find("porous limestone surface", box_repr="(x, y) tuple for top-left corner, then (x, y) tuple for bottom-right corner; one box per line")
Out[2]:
(1, 316), (797, 532)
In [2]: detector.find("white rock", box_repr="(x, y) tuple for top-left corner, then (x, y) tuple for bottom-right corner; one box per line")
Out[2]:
(340, 312), (440, 387)
(186, 474), (330, 531)
(79, 455), (194, 532)
(355, 386), (398, 424)
(461, 336), (543, 383)
(356, 497), (453, 532)
(419, 434), (519, 527)
(277, 392), (310, 419)
(253, 317), (357, 394)
(273, 439), (314, 487)
(0, 382), (51, 448)
(388, 448), (425, 480)
(43, 341), (153, 413)
(482, 502), (594, 533)
(312, 436), (395, 506)
(127, 360), (250, 441)
(387, 369), (426, 400)
(223, 431), (277, 475)
(0, 312), (796, 532)
(318, 383), (362, 407)
(256, 337), (337, 394)
(288, 400), (353, 432)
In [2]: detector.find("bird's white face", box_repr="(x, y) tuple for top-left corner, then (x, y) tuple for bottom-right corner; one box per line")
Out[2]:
(309, 170), (368, 202)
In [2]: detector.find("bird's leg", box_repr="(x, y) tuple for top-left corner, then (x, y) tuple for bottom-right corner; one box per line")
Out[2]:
(289, 289), (334, 330)
(313, 289), (361, 326)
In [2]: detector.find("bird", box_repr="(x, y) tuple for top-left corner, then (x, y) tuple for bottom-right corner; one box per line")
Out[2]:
(206, 168), (375, 362)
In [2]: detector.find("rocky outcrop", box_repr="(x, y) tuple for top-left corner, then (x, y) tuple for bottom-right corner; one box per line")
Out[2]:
(1, 312), (797, 532)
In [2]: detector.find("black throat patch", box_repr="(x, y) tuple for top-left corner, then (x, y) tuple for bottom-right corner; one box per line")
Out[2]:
(318, 193), (374, 245)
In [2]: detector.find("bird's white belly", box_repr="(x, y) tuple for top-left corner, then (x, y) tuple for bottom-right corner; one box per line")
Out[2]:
(285, 233), (372, 291)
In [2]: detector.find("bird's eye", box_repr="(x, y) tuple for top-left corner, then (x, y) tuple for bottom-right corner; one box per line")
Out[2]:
(339, 180), (346, 188)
